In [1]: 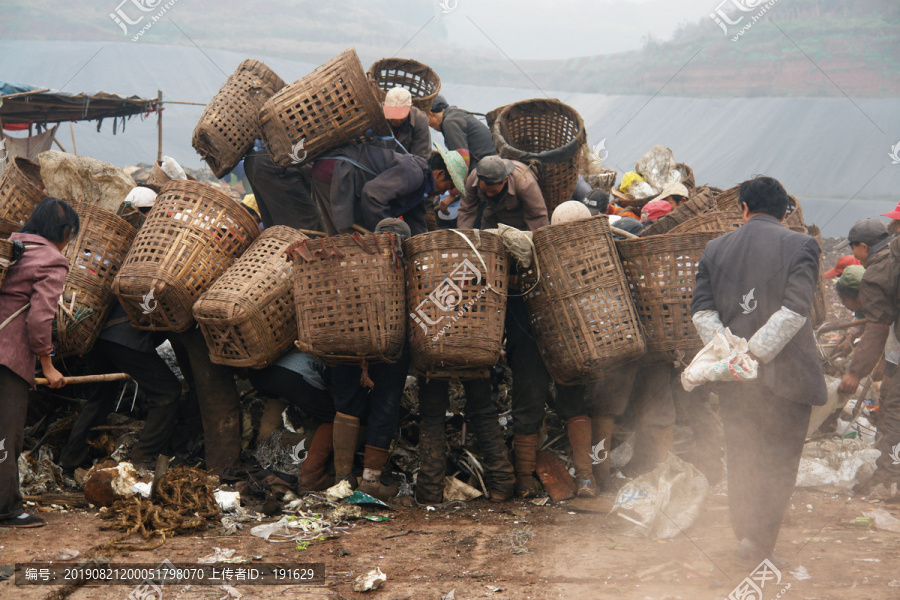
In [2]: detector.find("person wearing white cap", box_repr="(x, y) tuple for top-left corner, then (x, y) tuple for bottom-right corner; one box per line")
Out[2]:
(381, 87), (431, 160)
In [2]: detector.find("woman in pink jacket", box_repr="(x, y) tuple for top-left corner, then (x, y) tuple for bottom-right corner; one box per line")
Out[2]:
(0, 197), (78, 528)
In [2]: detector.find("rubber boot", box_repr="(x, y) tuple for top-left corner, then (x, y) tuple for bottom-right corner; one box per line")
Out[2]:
(566, 416), (596, 498)
(358, 445), (399, 502)
(513, 433), (539, 498)
(416, 421), (447, 504)
(652, 426), (675, 464)
(469, 414), (515, 503)
(591, 415), (617, 494)
(258, 398), (288, 444)
(332, 412), (360, 485)
(296, 423), (334, 492)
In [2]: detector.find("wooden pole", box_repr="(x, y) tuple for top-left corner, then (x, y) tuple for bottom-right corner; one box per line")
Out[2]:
(35, 373), (131, 386)
(157, 90), (163, 162)
(51, 136), (68, 153)
(69, 122), (77, 155)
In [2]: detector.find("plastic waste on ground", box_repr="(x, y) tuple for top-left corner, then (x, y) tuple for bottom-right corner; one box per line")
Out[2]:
(352, 567), (386, 592)
(795, 438), (880, 493)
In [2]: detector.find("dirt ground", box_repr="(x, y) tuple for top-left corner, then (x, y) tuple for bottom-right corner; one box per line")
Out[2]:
(3, 487), (899, 600)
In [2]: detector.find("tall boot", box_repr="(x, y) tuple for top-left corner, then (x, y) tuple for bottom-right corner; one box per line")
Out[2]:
(416, 421), (447, 504)
(513, 433), (539, 498)
(468, 414), (515, 503)
(332, 412), (360, 485)
(652, 426), (674, 464)
(591, 415), (617, 494)
(296, 423), (334, 492)
(566, 416), (596, 498)
(358, 445), (399, 502)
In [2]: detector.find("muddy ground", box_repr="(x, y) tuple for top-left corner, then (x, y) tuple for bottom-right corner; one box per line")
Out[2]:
(3, 487), (899, 600)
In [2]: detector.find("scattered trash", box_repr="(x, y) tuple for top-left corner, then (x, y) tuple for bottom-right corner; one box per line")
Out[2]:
(536, 451), (574, 502)
(56, 549), (80, 561)
(364, 515), (389, 522)
(855, 516), (874, 530)
(807, 376), (844, 436)
(507, 526), (536, 555)
(84, 462), (140, 508)
(131, 482), (152, 499)
(795, 439), (879, 493)
(836, 416), (877, 445)
(443, 476), (483, 502)
(326, 480), (354, 502)
(215, 490), (241, 512)
(442, 590), (456, 600)
(345, 491), (391, 509)
(218, 584), (243, 599)
(611, 453), (709, 540)
(869, 509), (900, 534)
(609, 433), (634, 470)
(199, 547), (248, 564)
(530, 497), (549, 507)
(789, 565), (811, 580)
(250, 513), (347, 543)
(352, 567), (386, 592)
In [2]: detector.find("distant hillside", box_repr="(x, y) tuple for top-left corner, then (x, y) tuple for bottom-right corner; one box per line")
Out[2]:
(1, 0), (897, 97)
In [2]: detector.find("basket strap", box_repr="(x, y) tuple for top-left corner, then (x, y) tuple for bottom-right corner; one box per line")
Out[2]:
(350, 232), (377, 255)
(0, 302), (30, 334)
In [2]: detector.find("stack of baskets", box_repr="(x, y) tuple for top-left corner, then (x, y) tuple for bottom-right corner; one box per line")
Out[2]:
(192, 59), (286, 178)
(0, 157), (47, 233)
(258, 48), (391, 167)
(366, 58), (441, 111)
(405, 229), (508, 379)
(289, 231), (406, 365)
(112, 180), (260, 332)
(55, 202), (137, 356)
(616, 231), (722, 360)
(193, 226), (308, 368)
(639, 186), (718, 237)
(492, 98), (587, 215)
(525, 216), (646, 384)
(669, 210), (743, 234)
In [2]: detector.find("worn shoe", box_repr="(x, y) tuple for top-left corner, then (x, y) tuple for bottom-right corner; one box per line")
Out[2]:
(0, 513), (46, 528)
(734, 538), (790, 570)
(575, 477), (597, 498)
(515, 475), (539, 499)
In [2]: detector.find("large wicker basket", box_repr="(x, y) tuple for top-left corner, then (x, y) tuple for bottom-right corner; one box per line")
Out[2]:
(492, 99), (587, 215)
(54, 203), (137, 357)
(366, 58), (441, 111)
(0, 238), (15, 289)
(639, 186), (718, 237)
(0, 157), (46, 225)
(669, 211), (743, 234)
(289, 231), (406, 365)
(0, 220), (19, 240)
(405, 229), (508, 380)
(258, 48), (391, 168)
(807, 224), (827, 328)
(583, 169), (618, 192)
(525, 216), (646, 384)
(616, 232), (721, 359)
(715, 184), (803, 226)
(193, 226), (308, 368)
(112, 180), (260, 332)
(192, 59), (286, 179)
(676, 162), (695, 195)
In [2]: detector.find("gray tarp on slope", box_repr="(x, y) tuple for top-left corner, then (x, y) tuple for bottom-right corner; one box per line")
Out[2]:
(1, 40), (898, 236)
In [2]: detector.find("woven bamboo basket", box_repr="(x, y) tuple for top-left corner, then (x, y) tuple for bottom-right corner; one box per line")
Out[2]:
(785, 196), (804, 228)
(616, 231), (721, 359)
(193, 226), (308, 368)
(366, 58), (441, 111)
(714, 184), (803, 226)
(289, 231), (406, 365)
(193, 59), (286, 179)
(807, 224), (827, 328)
(0, 157), (46, 225)
(0, 219), (19, 240)
(0, 238), (15, 289)
(112, 180), (260, 332)
(493, 98), (587, 215)
(524, 216), (646, 384)
(259, 48), (391, 168)
(669, 211), (744, 234)
(583, 169), (617, 191)
(676, 162), (695, 195)
(54, 202), (137, 357)
(405, 229), (508, 380)
(639, 186), (718, 237)
(116, 203), (147, 231)
(145, 160), (170, 192)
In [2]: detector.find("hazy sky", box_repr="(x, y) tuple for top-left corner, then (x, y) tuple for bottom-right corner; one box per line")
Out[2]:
(439, 0), (719, 59)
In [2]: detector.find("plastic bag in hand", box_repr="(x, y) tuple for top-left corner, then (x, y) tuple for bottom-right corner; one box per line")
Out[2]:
(681, 327), (758, 392)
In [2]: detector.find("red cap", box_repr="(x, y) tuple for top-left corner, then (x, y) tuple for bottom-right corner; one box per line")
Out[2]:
(640, 200), (673, 222)
(824, 255), (861, 279)
(881, 201), (900, 220)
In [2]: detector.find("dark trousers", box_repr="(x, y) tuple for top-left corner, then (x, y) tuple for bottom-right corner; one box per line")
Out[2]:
(0, 366), (28, 519)
(419, 378), (496, 428)
(876, 371), (900, 477)
(505, 296), (587, 434)
(719, 382), (811, 554)
(170, 327), (242, 472)
(331, 349), (409, 450)
(249, 365), (336, 424)
(59, 340), (182, 468)
(631, 363), (676, 432)
(243, 149), (322, 231)
(588, 363), (637, 418)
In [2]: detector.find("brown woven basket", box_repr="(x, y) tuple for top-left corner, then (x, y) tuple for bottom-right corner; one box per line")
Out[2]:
(55, 202), (137, 357)
(807, 224), (827, 328)
(193, 59), (286, 179)
(714, 185), (740, 211)
(405, 229), (508, 379)
(493, 98), (587, 215)
(0, 219), (20, 240)
(583, 169), (617, 191)
(259, 48), (391, 168)
(785, 196), (804, 227)
(289, 231), (406, 365)
(0, 157), (47, 225)
(676, 162), (695, 195)
(366, 58), (441, 111)
(116, 203), (147, 231)
(0, 238), (15, 289)
(112, 180), (261, 332)
(616, 231), (722, 359)
(668, 211), (744, 234)
(639, 186), (718, 237)
(524, 216), (646, 384)
(145, 160), (171, 192)
(193, 226), (308, 368)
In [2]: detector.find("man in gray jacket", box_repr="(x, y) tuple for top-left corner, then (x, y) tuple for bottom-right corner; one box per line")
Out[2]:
(691, 176), (826, 568)
(427, 95), (497, 168)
